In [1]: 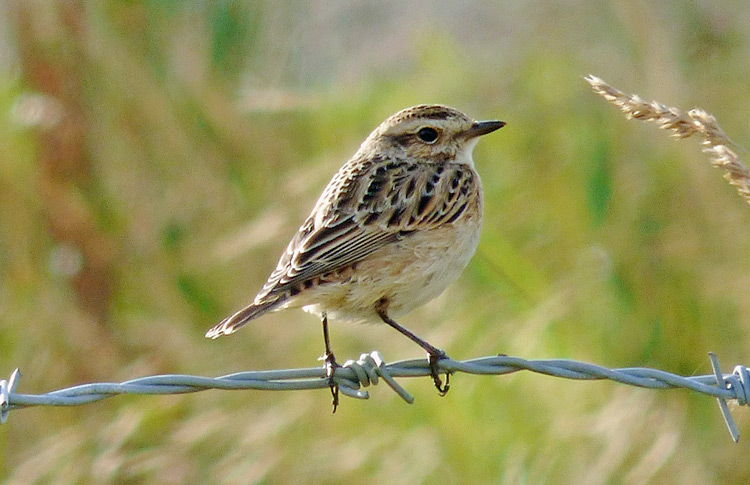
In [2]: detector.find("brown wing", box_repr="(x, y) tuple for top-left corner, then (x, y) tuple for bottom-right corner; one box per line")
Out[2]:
(205, 156), (477, 338)
(255, 156), (478, 303)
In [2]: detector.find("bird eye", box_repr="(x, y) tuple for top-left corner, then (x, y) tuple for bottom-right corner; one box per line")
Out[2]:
(417, 127), (439, 143)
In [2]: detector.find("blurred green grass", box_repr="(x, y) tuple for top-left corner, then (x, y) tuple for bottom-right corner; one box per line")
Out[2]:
(2, 1), (750, 483)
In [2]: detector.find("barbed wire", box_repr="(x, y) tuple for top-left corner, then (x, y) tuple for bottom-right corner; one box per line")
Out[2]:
(1, 352), (748, 442)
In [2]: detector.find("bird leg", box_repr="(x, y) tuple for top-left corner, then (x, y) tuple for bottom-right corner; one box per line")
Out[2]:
(321, 312), (340, 412)
(375, 299), (450, 395)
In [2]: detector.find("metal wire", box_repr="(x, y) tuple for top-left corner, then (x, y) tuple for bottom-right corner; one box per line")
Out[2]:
(1, 352), (747, 441)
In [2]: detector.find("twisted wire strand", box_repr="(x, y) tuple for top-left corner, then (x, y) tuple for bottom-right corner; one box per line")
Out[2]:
(1, 352), (747, 441)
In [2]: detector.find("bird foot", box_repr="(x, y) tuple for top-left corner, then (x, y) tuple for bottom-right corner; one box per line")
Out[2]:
(322, 351), (341, 412)
(428, 350), (450, 396)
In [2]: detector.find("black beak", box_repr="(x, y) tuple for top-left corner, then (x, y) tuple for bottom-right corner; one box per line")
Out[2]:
(466, 120), (506, 138)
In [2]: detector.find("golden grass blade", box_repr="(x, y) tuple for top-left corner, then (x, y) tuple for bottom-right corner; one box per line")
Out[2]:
(585, 75), (750, 205)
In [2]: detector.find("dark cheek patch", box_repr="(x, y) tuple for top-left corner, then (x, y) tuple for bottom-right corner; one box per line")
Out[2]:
(391, 134), (412, 146)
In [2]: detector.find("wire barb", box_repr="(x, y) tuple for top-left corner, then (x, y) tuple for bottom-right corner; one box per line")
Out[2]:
(1, 353), (747, 441)
(336, 351), (414, 403)
(709, 353), (744, 442)
(1, 368), (21, 424)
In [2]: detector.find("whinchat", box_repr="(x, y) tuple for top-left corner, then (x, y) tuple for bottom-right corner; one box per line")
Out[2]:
(206, 105), (504, 404)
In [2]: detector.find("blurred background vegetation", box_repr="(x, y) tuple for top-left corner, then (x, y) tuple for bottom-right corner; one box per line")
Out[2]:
(1, 1), (750, 483)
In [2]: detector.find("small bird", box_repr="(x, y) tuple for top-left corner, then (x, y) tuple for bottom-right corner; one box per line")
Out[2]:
(206, 104), (504, 406)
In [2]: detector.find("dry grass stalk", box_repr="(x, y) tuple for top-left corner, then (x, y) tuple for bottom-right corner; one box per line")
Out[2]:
(585, 75), (750, 205)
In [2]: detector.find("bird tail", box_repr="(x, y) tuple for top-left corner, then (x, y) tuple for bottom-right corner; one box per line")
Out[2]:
(205, 298), (283, 339)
